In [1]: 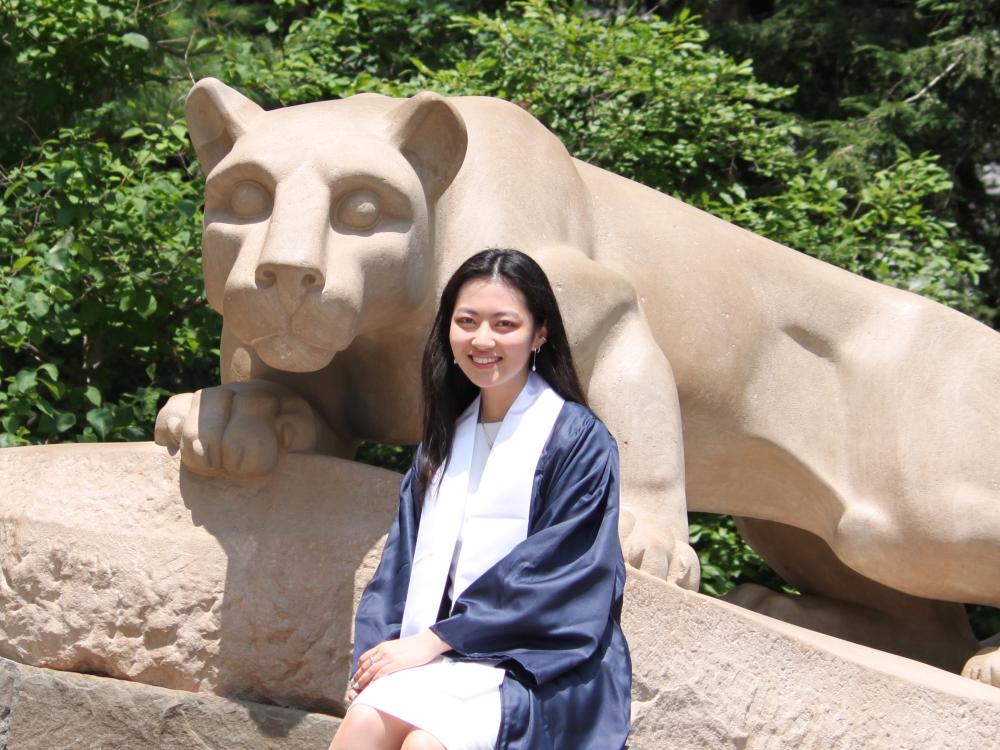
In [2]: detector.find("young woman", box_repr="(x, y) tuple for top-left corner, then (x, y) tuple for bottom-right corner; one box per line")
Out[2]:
(329, 249), (631, 750)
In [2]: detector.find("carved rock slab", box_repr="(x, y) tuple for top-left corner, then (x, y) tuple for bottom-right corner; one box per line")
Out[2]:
(626, 572), (1000, 748)
(0, 656), (339, 749)
(1, 443), (999, 748)
(0, 443), (397, 713)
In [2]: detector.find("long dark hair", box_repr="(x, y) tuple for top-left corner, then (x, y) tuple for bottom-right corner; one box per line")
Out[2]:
(416, 248), (588, 498)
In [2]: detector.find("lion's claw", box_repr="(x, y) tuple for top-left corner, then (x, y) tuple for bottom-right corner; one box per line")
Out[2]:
(154, 380), (327, 477)
(963, 646), (1000, 688)
(619, 507), (701, 589)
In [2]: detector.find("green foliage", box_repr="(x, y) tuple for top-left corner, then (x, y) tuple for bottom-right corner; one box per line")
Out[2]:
(356, 442), (415, 474)
(0, 0), (168, 163)
(199, 0), (490, 105)
(968, 604), (1000, 641)
(690, 0), (1000, 306)
(247, 1), (468, 102)
(689, 513), (795, 597)
(0, 120), (217, 446)
(423, 2), (802, 198)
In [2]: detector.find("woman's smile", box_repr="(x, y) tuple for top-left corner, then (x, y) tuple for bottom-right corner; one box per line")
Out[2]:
(470, 354), (501, 368)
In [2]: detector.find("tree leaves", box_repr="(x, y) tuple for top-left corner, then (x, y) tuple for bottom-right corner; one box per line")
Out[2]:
(1, 118), (218, 447)
(119, 33), (150, 51)
(86, 406), (114, 440)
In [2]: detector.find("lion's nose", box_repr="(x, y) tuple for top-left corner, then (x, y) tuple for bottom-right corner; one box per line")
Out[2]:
(255, 262), (326, 292)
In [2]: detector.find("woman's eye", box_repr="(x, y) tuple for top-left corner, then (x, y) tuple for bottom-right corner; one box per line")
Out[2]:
(337, 190), (381, 230)
(230, 181), (271, 218)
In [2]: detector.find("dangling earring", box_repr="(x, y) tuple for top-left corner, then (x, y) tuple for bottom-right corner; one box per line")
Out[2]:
(532, 336), (546, 372)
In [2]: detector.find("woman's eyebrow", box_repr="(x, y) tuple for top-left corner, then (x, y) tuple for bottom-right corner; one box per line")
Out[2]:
(454, 307), (523, 319)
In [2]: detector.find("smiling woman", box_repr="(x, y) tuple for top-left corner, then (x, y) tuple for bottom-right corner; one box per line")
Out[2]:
(330, 248), (633, 750)
(449, 278), (547, 422)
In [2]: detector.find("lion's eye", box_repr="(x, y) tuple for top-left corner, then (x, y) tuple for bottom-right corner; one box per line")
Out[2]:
(230, 181), (271, 218)
(337, 190), (381, 230)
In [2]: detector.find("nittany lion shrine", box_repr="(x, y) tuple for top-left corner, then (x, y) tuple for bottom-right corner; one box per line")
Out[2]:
(2, 79), (1000, 749)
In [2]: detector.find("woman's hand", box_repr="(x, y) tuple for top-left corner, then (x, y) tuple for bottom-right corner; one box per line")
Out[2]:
(350, 630), (452, 693)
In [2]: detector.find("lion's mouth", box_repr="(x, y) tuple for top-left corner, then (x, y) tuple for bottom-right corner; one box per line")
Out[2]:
(250, 332), (340, 372)
(224, 283), (360, 372)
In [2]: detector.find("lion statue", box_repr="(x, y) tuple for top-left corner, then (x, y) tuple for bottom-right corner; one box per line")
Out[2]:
(156, 78), (1000, 687)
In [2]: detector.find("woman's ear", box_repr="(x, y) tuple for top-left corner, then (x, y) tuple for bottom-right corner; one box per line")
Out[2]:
(535, 325), (549, 349)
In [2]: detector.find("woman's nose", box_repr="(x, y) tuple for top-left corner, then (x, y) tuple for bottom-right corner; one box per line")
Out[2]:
(472, 323), (495, 349)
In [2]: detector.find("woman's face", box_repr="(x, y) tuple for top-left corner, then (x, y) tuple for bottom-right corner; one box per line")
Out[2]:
(449, 277), (547, 402)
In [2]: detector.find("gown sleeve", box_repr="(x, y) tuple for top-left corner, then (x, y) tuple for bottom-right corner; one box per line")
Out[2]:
(429, 412), (623, 688)
(350, 453), (422, 676)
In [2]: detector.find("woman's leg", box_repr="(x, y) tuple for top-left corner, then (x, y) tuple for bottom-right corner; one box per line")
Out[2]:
(400, 729), (447, 750)
(328, 705), (412, 750)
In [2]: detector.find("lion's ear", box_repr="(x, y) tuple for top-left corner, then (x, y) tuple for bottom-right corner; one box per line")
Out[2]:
(388, 92), (468, 202)
(185, 78), (264, 175)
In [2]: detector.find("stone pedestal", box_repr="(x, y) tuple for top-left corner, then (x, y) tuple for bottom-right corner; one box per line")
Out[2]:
(0, 443), (399, 714)
(2, 443), (999, 748)
(627, 573), (1000, 748)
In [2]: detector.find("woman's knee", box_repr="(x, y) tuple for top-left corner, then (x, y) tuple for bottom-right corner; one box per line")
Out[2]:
(329, 705), (407, 749)
(342, 704), (386, 733)
(400, 729), (447, 750)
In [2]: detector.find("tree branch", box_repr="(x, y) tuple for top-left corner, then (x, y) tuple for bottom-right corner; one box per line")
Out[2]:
(19, 341), (50, 364)
(904, 58), (962, 104)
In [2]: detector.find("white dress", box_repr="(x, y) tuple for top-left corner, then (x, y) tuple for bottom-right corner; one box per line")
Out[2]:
(349, 421), (506, 750)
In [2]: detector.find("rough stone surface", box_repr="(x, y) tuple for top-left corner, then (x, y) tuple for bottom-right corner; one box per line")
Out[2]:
(625, 570), (1000, 749)
(0, 656), (339, 749)
(0, 442), (397, 714)
(3, 442), (1000, 748)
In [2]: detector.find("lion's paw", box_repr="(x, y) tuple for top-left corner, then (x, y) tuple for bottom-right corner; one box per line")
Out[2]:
(619, 507), (700, 590)
(963, 646), (1000, 688)
(154, 380), (328, 477)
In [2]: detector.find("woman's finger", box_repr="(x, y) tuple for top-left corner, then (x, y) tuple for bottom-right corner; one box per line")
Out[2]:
(374, 656), (402, 681)
(352, 657), (371, 683)
(355, 667), (372, 689)
(356, 657), (379, 685)
(356, 662), (379, 689)
(356, 651), (389, 686)
(355, 647), (381, 678)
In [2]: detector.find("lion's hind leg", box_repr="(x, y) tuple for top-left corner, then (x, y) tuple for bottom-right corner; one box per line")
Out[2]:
(723, 517), (980, 675)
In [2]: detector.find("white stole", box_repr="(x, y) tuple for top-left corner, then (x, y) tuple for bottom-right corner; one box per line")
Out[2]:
(400, 373), (565, 637)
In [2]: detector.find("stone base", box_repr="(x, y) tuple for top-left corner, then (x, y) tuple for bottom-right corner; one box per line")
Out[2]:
(0, 657), (339, 749)
(0, 442), (400, 714)
(626, 571), (1000, 749)
(3, 442), (1000, 748)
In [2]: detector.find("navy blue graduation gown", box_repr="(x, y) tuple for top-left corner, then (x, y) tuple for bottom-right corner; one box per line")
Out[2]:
(352, 401), (632, 750)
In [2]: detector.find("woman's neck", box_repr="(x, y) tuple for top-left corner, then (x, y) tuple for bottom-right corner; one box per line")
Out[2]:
(479, 372), (529, 422)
